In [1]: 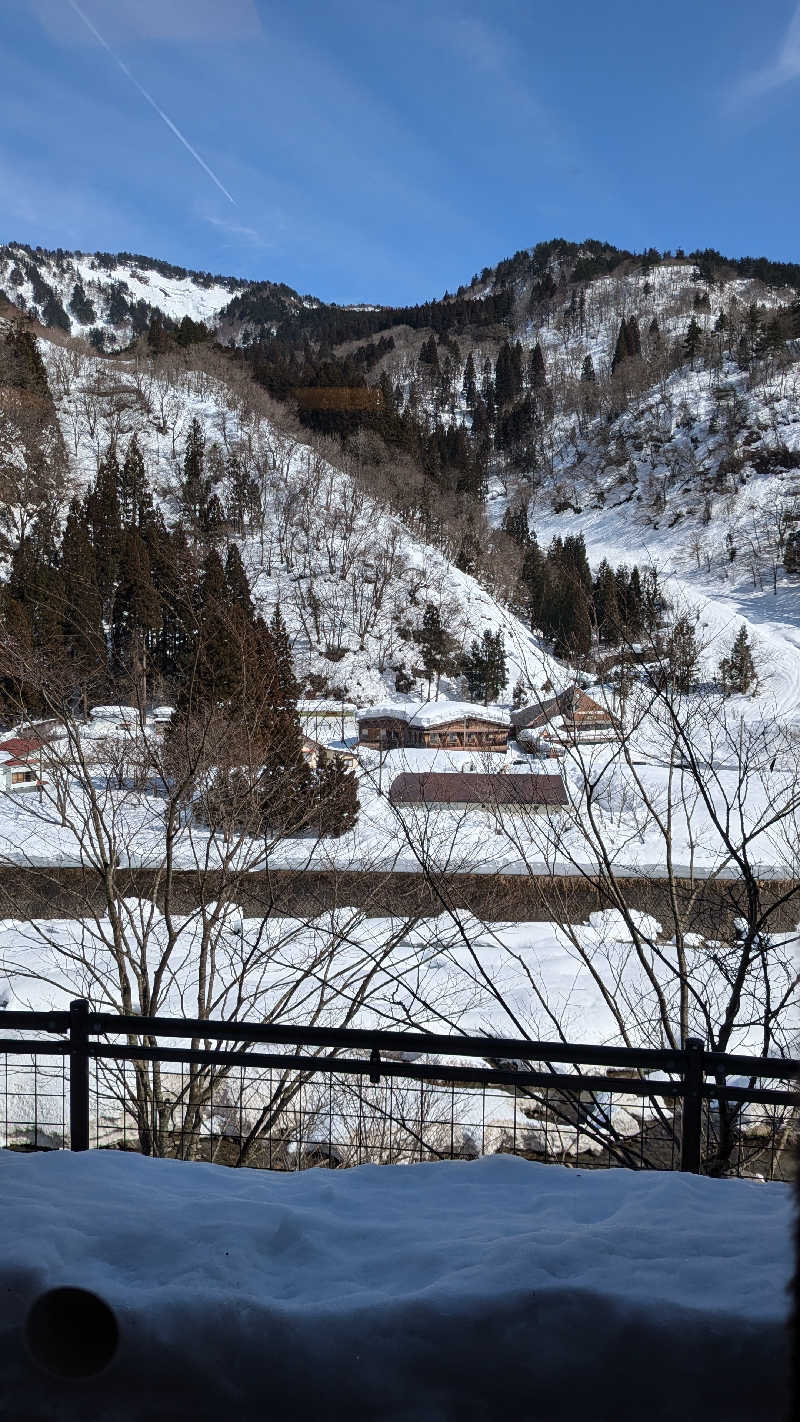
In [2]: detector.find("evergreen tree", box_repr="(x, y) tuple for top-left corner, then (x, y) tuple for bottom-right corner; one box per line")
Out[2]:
(60, 497), (105, 709)
(182, 418), (208, 525)
(149, 526), (195, 680)
(554, 533), (592, 596)
(663, 614), (700, 692)
(68, 281), (96, 326)
(551, 580), (593, 659)
(118, 435), (152, 530)
(224, 545), (254, 622)
(111, 530), (161, 711)
(529, 342), (547, 390)
(719, 627), (757, 695)
(581, 354), (596, 383)
(624, 565), (644, 638)
(316, 750), (360, 836)
(259, 610), (311, 834)
(147, 315), (171, 354)
(4, 323), (51, 397)
(593, 561), (622, 645)
(784, 528), (800, 575)
(462, 352), (477, 407)
(494, 341), (523, 408)
(611, 317), (642, 374)
(226, 452), (260, 533)
(84, 445), (122, 610)
(519, 536), (548, 629)
(190, 549), (239, 702)
(684, 316), (702, 366)
(501, 501), (531, 548)
(417, 603), (453, 698)
(611, 319), (629, 374)
(269, 604), (299, 708)
(6, 521), (59, 649)
(202, 491), (226, 535)
(482, 629), (507, 702)
(461, 639), (485, 701)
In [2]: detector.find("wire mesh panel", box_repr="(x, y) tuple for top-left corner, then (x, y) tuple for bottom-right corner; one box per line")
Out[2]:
(76, 1058), (796, 1180)
(0, 1051), (68, 1152)
(0, 1020), (796, 1181)
(701, 1094), (798, 1181)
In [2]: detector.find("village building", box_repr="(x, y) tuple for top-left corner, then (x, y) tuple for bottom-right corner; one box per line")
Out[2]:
(388, 771), (567, 814)
(358, 702), (510, 752)
(511, 686), (618, 745)
(89, 705), (141, 730)
(301, 736), (359, 771)
(0, 736), (46, 793)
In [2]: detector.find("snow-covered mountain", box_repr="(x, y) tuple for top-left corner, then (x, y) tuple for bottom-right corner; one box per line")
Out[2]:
(0, 241), (250, 345)
(2, 234), (798, 719)
(2, 324), (553, 706)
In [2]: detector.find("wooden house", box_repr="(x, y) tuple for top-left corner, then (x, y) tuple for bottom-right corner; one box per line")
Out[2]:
(0, 736), (46, 793)
(511, 687), (617, 744)
(358, 701), (510, 752)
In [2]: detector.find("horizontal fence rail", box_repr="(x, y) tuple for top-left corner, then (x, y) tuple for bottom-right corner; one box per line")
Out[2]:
(0, 1001), (796, 1179)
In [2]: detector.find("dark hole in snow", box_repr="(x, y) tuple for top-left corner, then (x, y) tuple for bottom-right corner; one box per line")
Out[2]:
(25, 1287), (119, 1379)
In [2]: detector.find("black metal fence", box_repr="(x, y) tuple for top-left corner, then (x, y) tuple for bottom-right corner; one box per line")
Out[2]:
(1, 1001), (796, 1179)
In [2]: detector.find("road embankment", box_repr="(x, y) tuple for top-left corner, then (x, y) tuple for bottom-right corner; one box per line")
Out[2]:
(0, 865), (797, 935)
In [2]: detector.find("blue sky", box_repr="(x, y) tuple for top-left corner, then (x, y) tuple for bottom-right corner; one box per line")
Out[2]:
(2, 0), (799, 304)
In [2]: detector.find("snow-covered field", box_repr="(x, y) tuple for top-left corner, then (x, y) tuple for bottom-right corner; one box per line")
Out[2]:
(6, 906), (773, 1049)
(0, 1150), (791, 1421)
(0, 706), (795, 878)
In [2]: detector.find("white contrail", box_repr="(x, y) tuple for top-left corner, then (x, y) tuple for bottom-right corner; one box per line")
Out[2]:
(68, 0), (236, 205)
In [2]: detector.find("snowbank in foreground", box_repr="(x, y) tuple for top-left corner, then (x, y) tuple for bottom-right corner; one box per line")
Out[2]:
(0, 1152), (791, 1421)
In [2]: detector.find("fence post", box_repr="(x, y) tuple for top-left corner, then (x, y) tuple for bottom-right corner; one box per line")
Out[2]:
(680, 1036), (704, 1173)
(69, 999), (90, 1152)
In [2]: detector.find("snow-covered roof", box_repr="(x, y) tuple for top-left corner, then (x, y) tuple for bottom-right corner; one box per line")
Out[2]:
(298, 700), (358, 715)
(89, 705), (139, 722)
(358, 701), (510, 729)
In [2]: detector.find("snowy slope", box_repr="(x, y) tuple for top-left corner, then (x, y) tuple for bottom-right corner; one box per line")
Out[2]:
(30, 332), (559, 705)
(0, 1151), (791, 1422)
(500, 355), (800, 727)
(0, 243), (249, 348)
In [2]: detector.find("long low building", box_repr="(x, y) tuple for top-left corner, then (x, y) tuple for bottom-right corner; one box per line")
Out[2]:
(358, 701), (510, 751)
(388, 771), (568, 813)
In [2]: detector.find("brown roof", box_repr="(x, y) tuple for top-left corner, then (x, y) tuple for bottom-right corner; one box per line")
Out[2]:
(0, 737), (44, 759)
(388, 772), (568, 807)
(511, 686), (616, 731)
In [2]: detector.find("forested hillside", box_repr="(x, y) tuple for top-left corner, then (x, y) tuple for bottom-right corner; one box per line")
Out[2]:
(2, 234), (799, 726)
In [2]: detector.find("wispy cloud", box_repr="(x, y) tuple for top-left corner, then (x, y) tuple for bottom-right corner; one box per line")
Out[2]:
(736, 3), (800, 99)
(204, 215), (271, 247)
(426, 10), (572, 162)
(67, 0), (236, 204)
